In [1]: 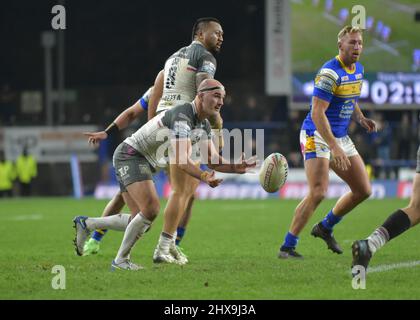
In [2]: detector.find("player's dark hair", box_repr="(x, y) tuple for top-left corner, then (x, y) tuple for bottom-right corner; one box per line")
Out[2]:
(191, 17), (221, 41)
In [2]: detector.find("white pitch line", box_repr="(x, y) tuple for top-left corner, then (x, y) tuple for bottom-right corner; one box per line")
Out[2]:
(323, 12), (342, 26)
(367, 260), (420, 274)
(384, 0), (418, 14)
(7, 214), (44, 221)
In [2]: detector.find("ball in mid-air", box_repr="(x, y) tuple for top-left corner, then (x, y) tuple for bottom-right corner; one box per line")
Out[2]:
(259, 153), (288, 193)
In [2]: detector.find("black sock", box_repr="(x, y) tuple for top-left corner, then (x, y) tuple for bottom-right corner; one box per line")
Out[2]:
(381, 209), (411, 241)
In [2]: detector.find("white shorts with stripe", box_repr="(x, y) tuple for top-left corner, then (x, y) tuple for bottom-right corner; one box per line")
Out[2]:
(300, 129), (359, 161)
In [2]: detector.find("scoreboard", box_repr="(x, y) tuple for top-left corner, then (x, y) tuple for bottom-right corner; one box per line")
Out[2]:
(292, 72), (420, 110)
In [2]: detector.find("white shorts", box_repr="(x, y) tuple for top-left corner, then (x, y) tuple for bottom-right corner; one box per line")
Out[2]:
(300, 129), (358, 161)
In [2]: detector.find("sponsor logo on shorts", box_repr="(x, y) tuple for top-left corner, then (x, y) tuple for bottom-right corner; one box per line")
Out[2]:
(118, 165), (129, 177)
(138, 164), (149, 175)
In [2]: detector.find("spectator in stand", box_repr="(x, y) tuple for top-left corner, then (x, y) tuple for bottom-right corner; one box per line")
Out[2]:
(372, 114), (392, 178)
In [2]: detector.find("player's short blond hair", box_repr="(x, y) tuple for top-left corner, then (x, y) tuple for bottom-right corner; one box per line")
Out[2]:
(337, 25), (363, 43)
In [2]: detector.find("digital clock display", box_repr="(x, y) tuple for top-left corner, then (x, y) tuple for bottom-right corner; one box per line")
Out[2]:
(362, 80), (420, 105)
(292, 72), (420, 106)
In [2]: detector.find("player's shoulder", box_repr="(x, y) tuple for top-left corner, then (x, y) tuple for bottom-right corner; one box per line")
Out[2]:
(190, 41), (211, 55)
(189, 41), (215, 62)
(170, 103), (195, 120)
(317, 57), (341, 82)
(355, 61), (364, 74)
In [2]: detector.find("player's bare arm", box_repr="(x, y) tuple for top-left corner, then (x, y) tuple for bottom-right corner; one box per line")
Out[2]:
(148, 70), (164, 120)
(352, 102), (378, 133)
(206, 139), (256, 174)
(84, 101), (144, 146)
(171, 138), (222, 188)
(311, 96), (350, 171)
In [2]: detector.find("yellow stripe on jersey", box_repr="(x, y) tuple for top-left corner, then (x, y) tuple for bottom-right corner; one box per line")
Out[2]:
(305, 135), (316, 153)
(335, 81), (362, 97)
(336, 55), (356, 74)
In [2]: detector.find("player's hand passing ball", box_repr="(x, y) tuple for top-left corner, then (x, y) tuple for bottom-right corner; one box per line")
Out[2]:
(233, 153), (258, 174)
(202, 170), (223, 188)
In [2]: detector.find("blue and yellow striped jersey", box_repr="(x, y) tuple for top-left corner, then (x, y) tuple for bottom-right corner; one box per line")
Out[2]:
(302, 55), (364, 138)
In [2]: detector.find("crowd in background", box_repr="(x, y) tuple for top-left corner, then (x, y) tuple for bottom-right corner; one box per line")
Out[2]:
(1, 82), (419, 181)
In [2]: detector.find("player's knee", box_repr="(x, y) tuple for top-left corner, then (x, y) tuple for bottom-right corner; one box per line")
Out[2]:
(310, 186), (327, 204)
(142, 199), (160, 219)
(355, 186), (372, 201)
(173, 187), (194, 199)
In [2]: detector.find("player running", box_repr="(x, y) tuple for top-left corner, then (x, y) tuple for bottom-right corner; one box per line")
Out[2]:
(278, 26), (378, 259)
(80, 72), (163, 256)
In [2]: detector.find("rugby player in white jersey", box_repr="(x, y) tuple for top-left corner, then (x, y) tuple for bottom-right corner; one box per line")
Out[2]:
(148, 17), (225, 264)
(78, 18), (224, 261)
(74, 79), (256, 270)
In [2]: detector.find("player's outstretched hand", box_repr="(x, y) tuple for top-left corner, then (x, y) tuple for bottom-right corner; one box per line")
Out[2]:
(234, 153), (258, 174)
(203, 170), (223, 188)
(83, 131), (108, 146)
(360, 117), (378, 133)
(330, 144), (351, 171)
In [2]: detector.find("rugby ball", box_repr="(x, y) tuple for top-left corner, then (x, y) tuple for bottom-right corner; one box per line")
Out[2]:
(259, 153), (288, 193)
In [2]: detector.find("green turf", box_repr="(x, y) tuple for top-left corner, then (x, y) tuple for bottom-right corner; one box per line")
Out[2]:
(0, 197), (419, 299)
(292, 0), (420, 72)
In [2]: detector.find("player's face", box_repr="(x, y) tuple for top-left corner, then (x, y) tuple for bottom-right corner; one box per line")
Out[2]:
(202, 89), (225, 116)
(201, 22), (224, 54)
(340, 32), (363, 63)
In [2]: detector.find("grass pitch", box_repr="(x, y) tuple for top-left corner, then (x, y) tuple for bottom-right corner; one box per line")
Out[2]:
(0, 197), (419, 300)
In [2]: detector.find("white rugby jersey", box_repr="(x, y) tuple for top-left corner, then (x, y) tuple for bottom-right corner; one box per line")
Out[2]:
(125, 102), (211, 168)
(157, 41), (217, 113)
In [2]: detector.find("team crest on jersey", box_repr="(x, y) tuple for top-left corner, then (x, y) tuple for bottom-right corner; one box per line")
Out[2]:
(341, 75), (349, 81)
(355, 73), (363, 79)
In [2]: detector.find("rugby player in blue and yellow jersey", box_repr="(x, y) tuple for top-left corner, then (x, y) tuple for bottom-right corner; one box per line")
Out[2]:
(278, 26), (378, 259)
